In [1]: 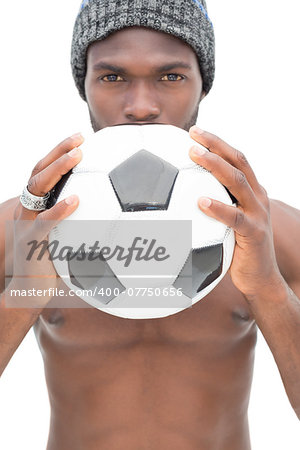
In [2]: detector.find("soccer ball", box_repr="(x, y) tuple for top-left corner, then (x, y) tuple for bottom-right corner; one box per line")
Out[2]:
(49, 124), (235, 319)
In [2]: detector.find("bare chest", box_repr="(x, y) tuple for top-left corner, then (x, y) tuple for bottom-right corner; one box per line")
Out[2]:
(34, 274), (256, 354)
(35, 274), (257, 450)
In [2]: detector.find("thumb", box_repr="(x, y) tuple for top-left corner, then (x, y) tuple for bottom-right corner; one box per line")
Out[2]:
(32, 195), (79, 242)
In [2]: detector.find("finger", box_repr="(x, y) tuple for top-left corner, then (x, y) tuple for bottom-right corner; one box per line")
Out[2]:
(30, 133), (84, 177)
(27, 147), (82, 196)
(198, 197), (251, 237)
(189, 145), (258, 211)
(16, 195), (79, 250)
(32, 195), (80, 242)
(189, 126), (262, 196)
(20, 148), (81, 220)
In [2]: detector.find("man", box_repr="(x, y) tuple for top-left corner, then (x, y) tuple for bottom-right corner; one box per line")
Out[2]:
(0, 1), (300, 449)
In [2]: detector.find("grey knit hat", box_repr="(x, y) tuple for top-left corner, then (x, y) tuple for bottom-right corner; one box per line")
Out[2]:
(71, 0), (215, 101)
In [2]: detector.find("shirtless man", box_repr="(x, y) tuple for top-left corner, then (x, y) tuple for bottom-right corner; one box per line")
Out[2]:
(1, 1), (300, 449)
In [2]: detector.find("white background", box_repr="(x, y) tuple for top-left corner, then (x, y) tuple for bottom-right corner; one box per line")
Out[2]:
(0, 0), (299, 448)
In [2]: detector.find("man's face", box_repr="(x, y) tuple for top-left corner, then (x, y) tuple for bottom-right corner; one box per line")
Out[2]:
(84, 27), (205, 132)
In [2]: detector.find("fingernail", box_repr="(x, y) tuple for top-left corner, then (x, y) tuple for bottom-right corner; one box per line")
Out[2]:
(192, 145), (206, 156)
(65, 195), (78, 206)
(71, 133), (82, 139)
(68, 148), (80, 157)
(192, 126), (205, 135)
(199, 197), (212, 208)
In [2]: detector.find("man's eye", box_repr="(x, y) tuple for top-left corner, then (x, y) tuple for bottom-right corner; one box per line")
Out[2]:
(101, 74), (124, 82)
(160, 74), (184, 81)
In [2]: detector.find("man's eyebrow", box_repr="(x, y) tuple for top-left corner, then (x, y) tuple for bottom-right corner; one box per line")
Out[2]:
(155, 62), (193, 72)
(92, 62), (126, 72)
(92, 61), (193, 72)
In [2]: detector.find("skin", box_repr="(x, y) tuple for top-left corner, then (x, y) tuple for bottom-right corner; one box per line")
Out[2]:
(1, 27), (300, 450)
(84, 27), (205, 132)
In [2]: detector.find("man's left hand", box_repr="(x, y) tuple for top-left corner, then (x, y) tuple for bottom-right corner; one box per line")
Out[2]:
(189, 125), (285, 301)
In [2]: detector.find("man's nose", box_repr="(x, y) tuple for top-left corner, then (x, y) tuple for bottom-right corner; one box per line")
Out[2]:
(123, 82), (161, 122)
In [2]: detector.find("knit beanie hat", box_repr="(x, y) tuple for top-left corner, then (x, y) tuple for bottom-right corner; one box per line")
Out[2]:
(71, 0), (215, 101)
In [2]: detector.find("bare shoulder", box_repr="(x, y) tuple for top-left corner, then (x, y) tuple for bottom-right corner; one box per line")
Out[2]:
(270, 198), (300, 287)
(0, 196), (20, 256)
(0, 197), (20, 291)
(0, 197), (20, 224)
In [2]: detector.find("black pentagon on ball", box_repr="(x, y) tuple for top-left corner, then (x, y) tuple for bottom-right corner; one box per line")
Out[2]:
(173, 244), (224, 299)
(109, 149), (179, 212)
(68, 251), (125, 305)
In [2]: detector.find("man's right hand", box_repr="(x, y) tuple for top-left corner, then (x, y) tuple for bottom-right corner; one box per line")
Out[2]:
(5, 133), (84, 308)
